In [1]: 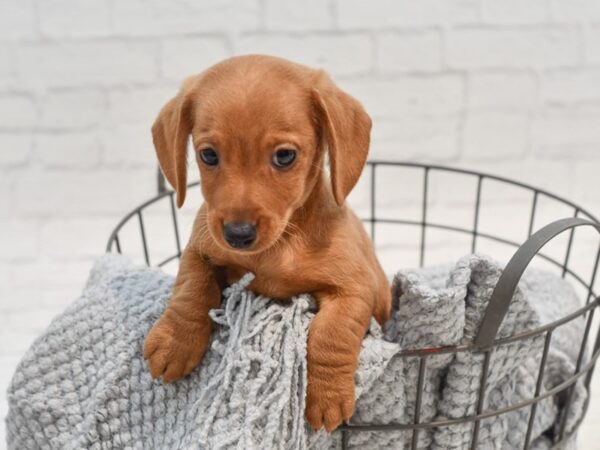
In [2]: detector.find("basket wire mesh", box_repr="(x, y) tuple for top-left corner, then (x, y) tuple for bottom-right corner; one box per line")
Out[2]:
(106, 161), (600, 449)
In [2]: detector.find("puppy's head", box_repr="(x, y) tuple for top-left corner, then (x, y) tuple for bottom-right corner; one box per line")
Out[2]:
(152, 55), (371, 254)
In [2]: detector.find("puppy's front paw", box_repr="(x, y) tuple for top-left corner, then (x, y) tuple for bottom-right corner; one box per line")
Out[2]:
(143, 315), (211, 383)
(305, 371), (355, 432)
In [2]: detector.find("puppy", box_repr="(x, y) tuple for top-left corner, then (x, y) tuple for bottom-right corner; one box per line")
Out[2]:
(144, 55), (391, 432)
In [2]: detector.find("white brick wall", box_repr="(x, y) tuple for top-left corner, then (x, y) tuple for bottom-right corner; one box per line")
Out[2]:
(1, 0), (600, 447)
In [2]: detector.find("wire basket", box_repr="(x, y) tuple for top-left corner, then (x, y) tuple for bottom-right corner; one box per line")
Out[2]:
(106, 161), (600, 449)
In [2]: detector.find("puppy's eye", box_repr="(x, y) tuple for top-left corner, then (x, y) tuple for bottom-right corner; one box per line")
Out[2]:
(199, 148), (219, 166)
(272, 148), (296, 169)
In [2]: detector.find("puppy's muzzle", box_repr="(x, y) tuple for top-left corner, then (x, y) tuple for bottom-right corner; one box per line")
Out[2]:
(223, 222), (257, 250)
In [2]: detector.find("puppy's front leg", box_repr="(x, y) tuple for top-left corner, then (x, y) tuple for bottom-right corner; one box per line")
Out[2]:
(305, 291), (372, 432)
(144, 245), (221, 383)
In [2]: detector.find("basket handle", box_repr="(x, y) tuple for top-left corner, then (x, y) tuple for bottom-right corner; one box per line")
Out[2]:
(474, 217), (600, 350)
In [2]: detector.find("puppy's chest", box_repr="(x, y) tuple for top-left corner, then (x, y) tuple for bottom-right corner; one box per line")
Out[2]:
(220, 251), (314, 299)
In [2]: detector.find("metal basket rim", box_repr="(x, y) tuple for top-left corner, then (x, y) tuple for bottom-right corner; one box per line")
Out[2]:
(105, 160), (600, 250)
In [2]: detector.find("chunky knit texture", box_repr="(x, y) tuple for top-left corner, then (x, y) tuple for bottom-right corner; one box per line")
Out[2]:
(6, 254), (586, 449)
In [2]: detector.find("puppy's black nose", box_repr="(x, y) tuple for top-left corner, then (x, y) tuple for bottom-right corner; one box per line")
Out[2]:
(223, 222), (256, 249)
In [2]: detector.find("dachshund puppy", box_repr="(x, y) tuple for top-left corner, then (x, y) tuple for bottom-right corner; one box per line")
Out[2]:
(144, 55), (391, 432)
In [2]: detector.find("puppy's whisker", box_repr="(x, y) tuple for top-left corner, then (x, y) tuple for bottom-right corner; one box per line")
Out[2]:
(284, 221), (308, 245)
(195, 223), (212, 243)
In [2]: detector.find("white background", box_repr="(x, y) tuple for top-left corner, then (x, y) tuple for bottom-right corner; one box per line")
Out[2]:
(1, 0), (600, 448)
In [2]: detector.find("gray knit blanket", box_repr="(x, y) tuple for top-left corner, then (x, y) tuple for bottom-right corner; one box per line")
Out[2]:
(6, 254), (587, 449)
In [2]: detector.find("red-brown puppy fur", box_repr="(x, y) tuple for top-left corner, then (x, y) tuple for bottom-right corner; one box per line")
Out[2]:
(144, 55), (391, 432)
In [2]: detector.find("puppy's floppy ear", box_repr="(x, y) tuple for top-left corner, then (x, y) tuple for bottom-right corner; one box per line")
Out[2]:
(312, 74), (372, 206)
(152, 78), (196, 207)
